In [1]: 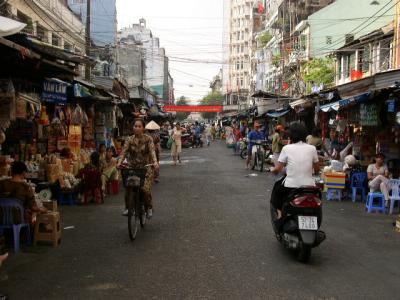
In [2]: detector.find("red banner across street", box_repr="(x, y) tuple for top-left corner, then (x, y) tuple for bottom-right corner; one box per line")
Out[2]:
(163, 105), (223, 113)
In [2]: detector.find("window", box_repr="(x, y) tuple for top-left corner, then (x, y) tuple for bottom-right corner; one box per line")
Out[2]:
(241, 45), (244, 53)
(37, 25), (47, 43)
(64, 42), (72, 52)
(236, 60), (240, 70)
(52, 34), (60, 47)
(379, 40), (391, 71)
(326, 36), (332, 45)
(240, 60), (244, 69)
(362, 45), (370, 73)
(240, 78), (244, 86)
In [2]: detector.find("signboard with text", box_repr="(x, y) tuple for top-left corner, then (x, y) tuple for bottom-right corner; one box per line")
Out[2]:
(164, 105), (223, 113)
(42, 79), (68, 105)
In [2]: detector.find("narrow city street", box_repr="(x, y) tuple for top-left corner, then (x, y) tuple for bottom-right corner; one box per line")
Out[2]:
(1, 142), (399, 299)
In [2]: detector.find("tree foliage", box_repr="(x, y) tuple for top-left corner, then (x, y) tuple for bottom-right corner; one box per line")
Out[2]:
(175, 96), (190, 120)
(302, 57), (335, 90)
(259, 32), (273, 47)
(200, 91), (224, 120)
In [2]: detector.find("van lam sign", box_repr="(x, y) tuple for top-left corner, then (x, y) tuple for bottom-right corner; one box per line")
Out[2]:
(42, 79), (68, 104)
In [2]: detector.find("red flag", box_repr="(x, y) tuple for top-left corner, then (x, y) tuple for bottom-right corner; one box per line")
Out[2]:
(258, 2), (265, 14)
(282, 82), (289, 91)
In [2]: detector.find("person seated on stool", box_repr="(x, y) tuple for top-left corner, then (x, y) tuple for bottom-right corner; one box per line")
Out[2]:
(367, 153), (390, 207)
(101, 147), (119, 194)
(0, 161), (47, 225)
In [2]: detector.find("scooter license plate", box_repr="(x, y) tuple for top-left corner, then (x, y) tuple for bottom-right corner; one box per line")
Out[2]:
(298, 216), (318, 230)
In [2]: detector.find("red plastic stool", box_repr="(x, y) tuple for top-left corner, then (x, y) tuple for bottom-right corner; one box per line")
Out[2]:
(107, 180), (120, 195)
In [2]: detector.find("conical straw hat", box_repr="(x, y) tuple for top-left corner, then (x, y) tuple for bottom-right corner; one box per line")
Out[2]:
(145, 120), (161, 130)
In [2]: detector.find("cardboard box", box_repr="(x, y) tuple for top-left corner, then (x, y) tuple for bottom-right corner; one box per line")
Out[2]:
(324, 172), (346, 189)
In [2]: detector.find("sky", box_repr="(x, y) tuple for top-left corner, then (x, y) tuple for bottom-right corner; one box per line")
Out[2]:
(116, 0), (225, 104)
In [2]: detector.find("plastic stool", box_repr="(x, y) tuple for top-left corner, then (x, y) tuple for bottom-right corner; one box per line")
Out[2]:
(58, 190), (76, 206)
(107, 180), (120, 195)
(34, 212), (61, 247)
(326, 189), (342, 201)
(366, 193), (386, 213)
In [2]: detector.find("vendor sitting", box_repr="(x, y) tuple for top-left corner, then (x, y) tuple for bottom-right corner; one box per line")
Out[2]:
(0, 161), (47, 224)
(367, 153), (390, 206)
(101, 147), (118, 193)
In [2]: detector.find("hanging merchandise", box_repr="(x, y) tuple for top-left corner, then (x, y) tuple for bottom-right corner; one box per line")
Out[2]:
(39, 106), (49, 125)
(71, 104), (84, 125)
(68, 125), (82, 155)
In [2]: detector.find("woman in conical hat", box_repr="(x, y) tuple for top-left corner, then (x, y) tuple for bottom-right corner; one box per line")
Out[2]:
(146, 121), (161, 182)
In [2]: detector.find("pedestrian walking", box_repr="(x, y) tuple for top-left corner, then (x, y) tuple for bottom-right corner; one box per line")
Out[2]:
(146, 121), (161, 183)
(171, 122), (183, 165)
(205, 124), (212, 146)
(272, 125), (285, 167)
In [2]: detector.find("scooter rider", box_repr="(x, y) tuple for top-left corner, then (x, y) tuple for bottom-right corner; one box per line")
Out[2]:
(270, 122), (320, 222)
(246, 122), (265, 169)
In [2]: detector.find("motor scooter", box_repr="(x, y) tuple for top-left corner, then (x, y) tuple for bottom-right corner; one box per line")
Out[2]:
(270, 178), (326, 262)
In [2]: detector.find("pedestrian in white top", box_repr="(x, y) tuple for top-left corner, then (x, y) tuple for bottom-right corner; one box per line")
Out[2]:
(271, 123), (320, 219)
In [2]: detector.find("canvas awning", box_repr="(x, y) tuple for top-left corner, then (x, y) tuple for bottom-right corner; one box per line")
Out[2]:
(289, 98), (310, 108)
(266, 109), (291, 118)
(320, 101), (340, 112)
(0, 16), (26, 37)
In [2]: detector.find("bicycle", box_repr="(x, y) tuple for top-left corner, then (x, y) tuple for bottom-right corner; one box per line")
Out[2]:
(119, 165), (151, 241)
(251, 140), (271, 172)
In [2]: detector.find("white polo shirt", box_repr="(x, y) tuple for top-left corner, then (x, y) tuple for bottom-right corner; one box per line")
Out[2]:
(278, 142), (319, 188)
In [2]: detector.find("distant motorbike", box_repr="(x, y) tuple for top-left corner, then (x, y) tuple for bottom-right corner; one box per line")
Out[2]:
(160, 132), (170, 149)
(270, 180), (326, 263)
(181, 133), (193, 148)
(191, 135), (203, 148)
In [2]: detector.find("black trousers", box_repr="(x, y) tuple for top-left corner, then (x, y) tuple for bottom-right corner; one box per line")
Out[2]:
(271, 176), (296, 210)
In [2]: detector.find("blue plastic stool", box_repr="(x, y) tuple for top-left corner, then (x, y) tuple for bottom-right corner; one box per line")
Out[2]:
(326, 189), (342, 201)
(0, 198), (32, 253)
(58, 190), (76, 206)
(351, 172), (367, 202)
(366, 192), (386, 213)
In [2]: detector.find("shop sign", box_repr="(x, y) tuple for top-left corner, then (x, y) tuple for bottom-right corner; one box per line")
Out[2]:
(360, 103), (378, 126)
(387, 99), (396, 112)
(42, 79), (68, 104)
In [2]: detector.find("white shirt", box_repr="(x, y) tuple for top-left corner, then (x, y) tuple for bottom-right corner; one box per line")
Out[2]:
(278, 142), (319, 188)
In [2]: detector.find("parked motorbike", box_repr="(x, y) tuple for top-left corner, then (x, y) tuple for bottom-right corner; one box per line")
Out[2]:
(181, 133), (193, 148)
(239, 138), (249, 159)
(270, 181), (326, 263)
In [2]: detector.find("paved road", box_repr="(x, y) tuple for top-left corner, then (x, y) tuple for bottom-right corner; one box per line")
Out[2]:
(1, 142), (400, 299)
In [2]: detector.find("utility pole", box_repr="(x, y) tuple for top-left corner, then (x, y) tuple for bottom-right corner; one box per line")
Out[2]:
(393, 0), (400, 69)
(85, 0), (91, 80)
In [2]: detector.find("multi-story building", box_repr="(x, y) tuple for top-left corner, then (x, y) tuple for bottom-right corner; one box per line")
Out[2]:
(335, 22), (394, 85)
(259, 0), (333, 96)
(118, 19), (173, 104)
(4, 0), (85, 53)
(67, 0), (117, 47)
(224, 0), (256, 111)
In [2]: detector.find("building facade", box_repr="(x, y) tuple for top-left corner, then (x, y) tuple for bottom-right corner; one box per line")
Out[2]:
(4, 0), (85, 53)
(257, 0), (334, 96)
(118, 19), (173, 104)
(67, 0), (117, 47)
(224, 0), (256, 111)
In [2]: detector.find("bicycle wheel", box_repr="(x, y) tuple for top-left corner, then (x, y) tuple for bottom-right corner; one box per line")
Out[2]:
(251, 151), (257, 170)
(139, 199), (146, 228)
(259, 151), (264, 172)
(128, 190), (139, 241)
(240, 148), (248, 160)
